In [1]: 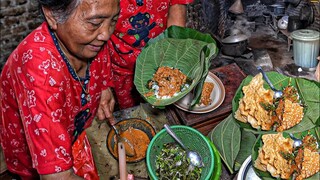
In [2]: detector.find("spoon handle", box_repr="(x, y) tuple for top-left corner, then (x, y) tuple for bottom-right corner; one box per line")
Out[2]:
(118, 142), (128, 180)
(257, 66), (277, 91)
(164, 124), (187, 150)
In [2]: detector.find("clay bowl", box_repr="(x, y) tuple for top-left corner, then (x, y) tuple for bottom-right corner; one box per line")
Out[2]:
(106, 118), (156, 163)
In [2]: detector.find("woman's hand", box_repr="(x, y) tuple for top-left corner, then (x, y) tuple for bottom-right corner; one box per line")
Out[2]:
(97, 87), (116, 124)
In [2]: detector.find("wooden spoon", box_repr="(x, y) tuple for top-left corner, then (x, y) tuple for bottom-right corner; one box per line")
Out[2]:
(118, 142), (127, 180)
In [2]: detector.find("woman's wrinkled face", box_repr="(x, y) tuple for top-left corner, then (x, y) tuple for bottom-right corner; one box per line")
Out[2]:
(56, 0), (119, 60)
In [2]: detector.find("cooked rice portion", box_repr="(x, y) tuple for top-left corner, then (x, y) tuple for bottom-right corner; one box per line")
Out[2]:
(146, 66), (188, 98)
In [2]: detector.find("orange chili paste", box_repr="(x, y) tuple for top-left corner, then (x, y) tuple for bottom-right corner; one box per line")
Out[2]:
(113, 127), (150, 161)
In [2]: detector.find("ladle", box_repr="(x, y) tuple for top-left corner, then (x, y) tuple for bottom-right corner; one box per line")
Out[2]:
(257, 66), (283, 99)
(164, 124), (203, 167)
(289, 133), (302, 148)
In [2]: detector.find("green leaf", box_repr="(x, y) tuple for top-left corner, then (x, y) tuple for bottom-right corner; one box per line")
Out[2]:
(306, 173), (320, 180)
(232, 71), (319, 134)
(207, 114), (241, 174)
(134, 26), (218, 108)
(234, 129), (256, 171)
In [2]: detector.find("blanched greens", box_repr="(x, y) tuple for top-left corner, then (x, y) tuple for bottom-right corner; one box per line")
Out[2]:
(156, 143), (203, 180)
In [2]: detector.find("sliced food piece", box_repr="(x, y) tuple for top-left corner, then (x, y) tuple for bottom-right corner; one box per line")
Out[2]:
(199, 82), (214, 106)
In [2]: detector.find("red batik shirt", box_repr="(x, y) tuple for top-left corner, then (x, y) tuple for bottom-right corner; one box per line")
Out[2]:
(0, 22), (112, 177)
(108, 0), (193, 109)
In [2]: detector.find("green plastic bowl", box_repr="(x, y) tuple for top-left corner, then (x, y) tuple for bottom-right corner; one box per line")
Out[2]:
(206, 137), (222, 180)
(146, 125), (215, 180)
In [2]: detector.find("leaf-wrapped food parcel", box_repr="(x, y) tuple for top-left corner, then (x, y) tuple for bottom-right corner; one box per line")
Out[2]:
(134, 26), (218, 108)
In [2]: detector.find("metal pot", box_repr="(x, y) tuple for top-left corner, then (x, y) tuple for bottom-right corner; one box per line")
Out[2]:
(288, 16), (303, 32)
(221, 34), (248, 56)
(269, 4), (285, 15)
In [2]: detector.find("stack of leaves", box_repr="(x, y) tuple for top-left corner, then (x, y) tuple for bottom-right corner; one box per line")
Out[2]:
(134, 26), (218, 108)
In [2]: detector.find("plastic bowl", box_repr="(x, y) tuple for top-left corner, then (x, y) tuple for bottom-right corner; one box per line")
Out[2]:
(146, 125), (215, 180)
(206, 137), (222, 180)
(106, 118), (156, 163)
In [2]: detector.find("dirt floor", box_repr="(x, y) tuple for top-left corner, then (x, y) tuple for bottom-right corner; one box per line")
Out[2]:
(217, 23), (317, 81)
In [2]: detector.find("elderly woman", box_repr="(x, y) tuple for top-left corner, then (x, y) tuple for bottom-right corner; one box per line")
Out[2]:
(0, 0), (119, 179)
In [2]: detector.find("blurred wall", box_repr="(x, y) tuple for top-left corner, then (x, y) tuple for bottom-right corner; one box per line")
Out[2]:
(0, 0), (42, 70)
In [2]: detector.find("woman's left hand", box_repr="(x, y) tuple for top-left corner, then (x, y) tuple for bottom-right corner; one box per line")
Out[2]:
(97, 87), (115, 122)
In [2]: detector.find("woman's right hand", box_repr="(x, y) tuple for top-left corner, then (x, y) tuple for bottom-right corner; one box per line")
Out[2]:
(96, 87), (116, 125)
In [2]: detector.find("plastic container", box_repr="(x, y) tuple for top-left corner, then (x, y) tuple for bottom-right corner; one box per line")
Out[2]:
(291, 29), (320, 68)
(146, 125), (215, 180)
(206, 137), (222, 180)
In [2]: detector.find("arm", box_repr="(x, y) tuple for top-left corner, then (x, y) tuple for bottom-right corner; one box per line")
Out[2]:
(40, 169), (83, 180)
(96, 45), (116, 124)
(167, 4), (188, 27)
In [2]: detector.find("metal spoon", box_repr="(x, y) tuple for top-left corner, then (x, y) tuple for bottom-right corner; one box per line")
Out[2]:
(112, 125), (136, 157)
(164, 124), (204, 167)
(289, 133), (302, 148)
(257, 66), (283, 99)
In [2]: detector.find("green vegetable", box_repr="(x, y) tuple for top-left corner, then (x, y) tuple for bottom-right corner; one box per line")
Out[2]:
(156, 143), (203, 180)
(279, 151), (295, 161)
